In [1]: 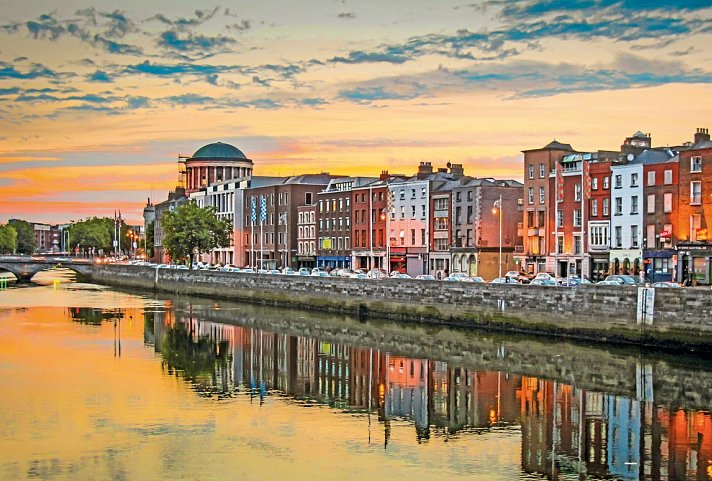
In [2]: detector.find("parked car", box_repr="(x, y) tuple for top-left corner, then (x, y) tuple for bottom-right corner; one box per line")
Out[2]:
(311, 271), (330, 277)
(604, 275), (643, 286)
(297, 268), (310, 276)
(415, 274), (436, 281)
(268, 269), (281, 275)
(282, 267), (296, 275)
(366, 268), (388, 279)
(350, 273), (368, 279)
(490, 277), (508, 284)
(597, 279), (623, 286)
(394, 273), (412, 279)
(311, 267), (327, 275)
(240, 268), (256, 274)
(335, 268), (355, 277)
(652, 281), (681, 288)
(530, 278), (557, 286)
(534, 272), (556, 281)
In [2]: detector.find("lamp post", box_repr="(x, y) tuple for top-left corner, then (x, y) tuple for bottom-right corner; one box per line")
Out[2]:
(492, 195), (503, 279)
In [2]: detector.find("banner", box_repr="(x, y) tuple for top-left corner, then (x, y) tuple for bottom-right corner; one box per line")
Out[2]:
(260, 196), (267, 223)
(250, 197), (256, 223)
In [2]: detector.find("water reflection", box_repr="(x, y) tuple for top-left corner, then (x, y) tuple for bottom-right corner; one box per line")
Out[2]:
(144, 306), (712, 481)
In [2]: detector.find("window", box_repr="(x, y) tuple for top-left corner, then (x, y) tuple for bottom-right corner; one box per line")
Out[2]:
(556, 209), (563, 228)
(574, 183), (582, 202)
(691, 214), (702, 241)
(631, 196), (638, 214)
(528, 187), (534, 204)
(528, 164), (534, 179)
(647, 224), (656, 248)
(421, 205), (426, 218)
(400, 206), (405, 219)
(467, 190), (473, 201)
(399, 190), (405, 200)
(557, 235), (564, 254)
(615, 226), (622, 247)
(574, 235), (582, 255)
(411, 189), (416, 199)
(298, 212), (304, 224)
(421, 188), (426, 198)
(615, 197), (622, 215)
(691, 156), (702, 173)
(338, 198), (343, 211)
(691, 181), (702, 204)
(590, 225), (608, 247)
(591, 199), (598, 217)
(434, 198), (447, 210)
(647, 194), (655, 214)
(411, 205), (416, 218)
(592, 177), (598, 190)
(539, 186), (545, 204)
(647, 171), (655, 186)
(434, 238), (448, 251)
(319, 200), (323, 213)
(614, 175), (622, 189)
(574, 209), (582, 227)
(631, 173), (638, 187)
(664, 170), (673, 185)
(539, 163), (546, 178)
(603, 176), (609, 189)
(631, 225), (639, 248)
(664, 193), (672, 213)
(603, 198), (609, 216)
(411, 229), (416, 245)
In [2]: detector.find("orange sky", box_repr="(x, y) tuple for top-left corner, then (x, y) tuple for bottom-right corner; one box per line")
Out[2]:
(1, 1), (710, 224)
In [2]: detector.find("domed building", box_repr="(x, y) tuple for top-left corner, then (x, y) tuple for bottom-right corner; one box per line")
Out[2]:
(180, 141), (253, 194)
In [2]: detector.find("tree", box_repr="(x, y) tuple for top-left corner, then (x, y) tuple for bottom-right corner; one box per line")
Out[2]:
(145, 221), (155, 258)
(8, 219), (34, 254)
(68, 217), (115, 254)
(0, 224), (17, 254)
(161, 201), (231, 265)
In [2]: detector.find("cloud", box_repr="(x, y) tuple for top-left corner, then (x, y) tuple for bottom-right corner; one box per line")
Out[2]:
(490, 0), (712, 19)
(226, 20), (251, 32)
(146, 8), (220, 30)
(338, 13), (356, 19)
(339, 83), (428, 104)
(89, 70), (113, 82)
(0, 61), (57, 79)
(157, 30), (236, 57)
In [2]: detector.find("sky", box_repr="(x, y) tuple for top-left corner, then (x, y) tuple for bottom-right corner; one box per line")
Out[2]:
(0, 0), (711, 224)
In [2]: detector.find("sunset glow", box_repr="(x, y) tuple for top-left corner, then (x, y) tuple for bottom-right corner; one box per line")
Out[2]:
(1, 1), (710, 223)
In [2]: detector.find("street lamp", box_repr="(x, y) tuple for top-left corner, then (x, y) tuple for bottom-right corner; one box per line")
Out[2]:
(492, 195), (503, 279)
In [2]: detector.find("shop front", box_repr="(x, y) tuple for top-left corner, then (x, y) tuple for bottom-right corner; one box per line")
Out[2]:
(609, 249), (643, 277)
(316, 255), (351, 270)
(677, 243), (712, 285)
(642, 249), (676, 283)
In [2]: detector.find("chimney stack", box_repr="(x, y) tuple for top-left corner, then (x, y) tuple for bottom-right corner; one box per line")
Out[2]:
(417, 161), (433, 179)
(379, 170), (389, 181)
(695, 127), (710, 144)
(449, 163), (464, 178)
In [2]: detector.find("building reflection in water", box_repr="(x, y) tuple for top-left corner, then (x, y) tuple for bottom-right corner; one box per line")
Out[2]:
(140, 307), (712, 481)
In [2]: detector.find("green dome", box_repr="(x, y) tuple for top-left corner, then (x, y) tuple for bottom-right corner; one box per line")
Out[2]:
(191, 142), (247, 160)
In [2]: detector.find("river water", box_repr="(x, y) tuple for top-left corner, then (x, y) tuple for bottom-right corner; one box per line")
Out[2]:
(0, 270), (711, 481)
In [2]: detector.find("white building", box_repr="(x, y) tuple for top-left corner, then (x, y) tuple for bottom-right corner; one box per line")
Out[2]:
(609, 156), (644, 275)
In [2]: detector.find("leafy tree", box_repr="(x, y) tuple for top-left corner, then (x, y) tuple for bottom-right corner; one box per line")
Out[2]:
(8, 219), (34, 254)
(69, 217), (113, 253)
(145, 221), (155, 258)
(0, 224), (17, 254)
(161, 201), (231, 265)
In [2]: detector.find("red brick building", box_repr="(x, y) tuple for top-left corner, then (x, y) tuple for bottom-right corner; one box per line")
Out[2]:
(677, 128), (712, 284)
(522, 140), (575, 275)
(351, 172), (391, 271)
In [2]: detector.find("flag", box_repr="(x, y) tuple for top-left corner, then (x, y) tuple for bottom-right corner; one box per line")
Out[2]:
(250, 197), (257, 223)
(583, 158), (592, 199)
(260, 195), (267, 223)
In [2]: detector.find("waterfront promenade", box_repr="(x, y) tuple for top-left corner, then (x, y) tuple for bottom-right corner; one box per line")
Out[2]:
(88, 264), (712, 352)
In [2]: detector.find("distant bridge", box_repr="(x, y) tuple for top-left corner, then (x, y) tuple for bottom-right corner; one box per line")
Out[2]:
(0, 256), (94, 282)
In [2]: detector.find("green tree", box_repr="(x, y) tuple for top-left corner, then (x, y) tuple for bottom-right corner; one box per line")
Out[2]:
(0, 224), (17, 254)
(145, 221), (155, 258)
(68, 217), (116, 254)
(8, 219), (35, 254)
(161, 201), (231, 265)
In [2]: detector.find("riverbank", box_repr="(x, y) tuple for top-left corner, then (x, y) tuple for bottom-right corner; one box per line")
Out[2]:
(89, 264), (712, 352)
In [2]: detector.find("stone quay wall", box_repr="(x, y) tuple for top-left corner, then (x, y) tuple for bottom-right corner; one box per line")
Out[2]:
(91, 265), (712, 351)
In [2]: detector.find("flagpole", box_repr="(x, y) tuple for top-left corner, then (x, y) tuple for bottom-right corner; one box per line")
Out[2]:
(554, 160), (559, 278)
(260, 195), (264, 270)
(581, 158), (586, 283)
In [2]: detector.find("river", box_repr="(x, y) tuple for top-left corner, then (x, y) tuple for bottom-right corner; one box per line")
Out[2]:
(0, 270), (710, 480)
